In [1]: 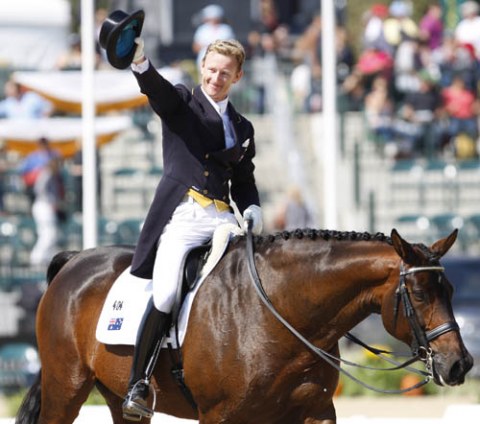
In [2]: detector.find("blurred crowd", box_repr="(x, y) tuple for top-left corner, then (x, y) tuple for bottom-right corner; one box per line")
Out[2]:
(244, 0), (480, 161)
(3, 1), (480, 260)
(339, 1), (480, 160)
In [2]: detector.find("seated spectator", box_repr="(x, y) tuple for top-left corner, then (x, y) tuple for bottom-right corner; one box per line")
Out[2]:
(0, 79), (53, 119)
(290, 13), (322, 112)
(362, 3), (390, 53)
(273, 185), (313, 231)
(393, 70), (444, 157)
(340, 69), (367, 112)
(441, 74), (479, 155)
(364, 75), (395, 145)
(356, 46), (393, 79)
(55, 33), (82, 70)
(336, 27), (356, 86)
(383, 0), (418, 53)
(393, 36), (422, 98)
(455, 1), (480, 60)
(437, 39), (480, 94)
(419, 3), (443, 52)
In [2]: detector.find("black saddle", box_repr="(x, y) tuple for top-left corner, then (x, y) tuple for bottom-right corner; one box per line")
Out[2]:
(171, 242), (211, 324)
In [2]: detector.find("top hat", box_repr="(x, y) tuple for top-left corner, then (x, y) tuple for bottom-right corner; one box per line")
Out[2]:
(99, 9), (145, 70)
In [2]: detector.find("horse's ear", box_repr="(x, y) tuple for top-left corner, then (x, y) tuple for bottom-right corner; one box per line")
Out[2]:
(390, 228), (416, 264)
(430, 229), (458, 258)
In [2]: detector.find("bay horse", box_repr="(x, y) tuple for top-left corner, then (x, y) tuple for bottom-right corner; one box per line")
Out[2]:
(16, 228), (472, 424)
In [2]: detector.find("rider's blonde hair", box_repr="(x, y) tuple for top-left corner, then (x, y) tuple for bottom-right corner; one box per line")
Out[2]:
(202, 39), (246, 71)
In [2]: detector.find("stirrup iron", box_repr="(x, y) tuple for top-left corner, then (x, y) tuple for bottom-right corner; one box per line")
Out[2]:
(122, 379), (156, 421)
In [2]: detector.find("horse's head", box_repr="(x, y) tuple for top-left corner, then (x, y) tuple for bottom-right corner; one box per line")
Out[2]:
(381, 229), (473, 386)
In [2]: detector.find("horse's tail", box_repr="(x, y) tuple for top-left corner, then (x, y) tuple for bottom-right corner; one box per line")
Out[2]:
(46, 250), (79, 285)
(15, 371), (42, 424)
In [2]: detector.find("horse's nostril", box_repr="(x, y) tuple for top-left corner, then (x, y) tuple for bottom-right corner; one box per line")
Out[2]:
(449, 355), (473, 384)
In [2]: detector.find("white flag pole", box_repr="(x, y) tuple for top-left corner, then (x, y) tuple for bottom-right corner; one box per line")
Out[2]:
(81, 0), (98, 248)
(321, 0), (338, 229)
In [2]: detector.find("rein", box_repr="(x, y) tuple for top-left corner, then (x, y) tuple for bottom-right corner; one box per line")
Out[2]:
(243, 222), (458, 394)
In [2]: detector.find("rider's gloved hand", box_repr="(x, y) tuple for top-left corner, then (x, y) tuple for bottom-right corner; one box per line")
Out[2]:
(133, 37), (145, 64)
(243, 205), (263, 235)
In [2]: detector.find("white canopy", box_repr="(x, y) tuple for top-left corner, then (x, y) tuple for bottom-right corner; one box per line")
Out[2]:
(0, 116), (132, 157)
(13, 70), (148, 114)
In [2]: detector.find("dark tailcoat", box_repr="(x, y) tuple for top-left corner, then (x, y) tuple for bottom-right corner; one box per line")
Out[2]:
(130, 63), (260, 279)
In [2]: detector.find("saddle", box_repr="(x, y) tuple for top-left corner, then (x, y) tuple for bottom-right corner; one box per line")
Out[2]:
(171, 242), (211, 325)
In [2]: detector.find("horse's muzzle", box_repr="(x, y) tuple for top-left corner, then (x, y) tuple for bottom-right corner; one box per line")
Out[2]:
(433, 350), (474, 386)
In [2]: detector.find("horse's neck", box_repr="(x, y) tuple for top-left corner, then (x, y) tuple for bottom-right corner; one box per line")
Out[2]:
(260, 240), (398, 345)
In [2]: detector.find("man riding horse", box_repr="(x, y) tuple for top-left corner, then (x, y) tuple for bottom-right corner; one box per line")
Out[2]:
(100, 10), (264, 421)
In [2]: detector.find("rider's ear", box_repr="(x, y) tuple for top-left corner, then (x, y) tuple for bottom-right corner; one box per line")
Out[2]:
(390, 228), (416, 264)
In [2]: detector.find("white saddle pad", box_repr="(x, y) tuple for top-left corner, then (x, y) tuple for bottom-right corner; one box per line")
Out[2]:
(96, 223), (243, 347)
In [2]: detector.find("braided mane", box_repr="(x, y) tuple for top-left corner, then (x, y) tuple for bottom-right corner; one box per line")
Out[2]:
(231, 228), (392, 245)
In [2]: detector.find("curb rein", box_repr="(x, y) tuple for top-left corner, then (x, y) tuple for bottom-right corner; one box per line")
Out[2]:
(244, 221), (459, 394)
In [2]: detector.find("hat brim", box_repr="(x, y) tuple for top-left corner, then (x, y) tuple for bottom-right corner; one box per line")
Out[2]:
(100, 9), (145, 70)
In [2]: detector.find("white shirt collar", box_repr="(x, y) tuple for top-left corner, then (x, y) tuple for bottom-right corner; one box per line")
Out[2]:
(200, 86), (229, 115)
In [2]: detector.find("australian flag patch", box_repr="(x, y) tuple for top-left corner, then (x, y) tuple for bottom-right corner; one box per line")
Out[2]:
(107, 317), (124, 331)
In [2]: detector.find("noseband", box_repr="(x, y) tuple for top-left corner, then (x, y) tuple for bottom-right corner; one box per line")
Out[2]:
(395, 264), (459, 371)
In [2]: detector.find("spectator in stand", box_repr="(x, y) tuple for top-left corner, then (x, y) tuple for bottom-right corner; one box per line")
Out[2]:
(248, 0), (279, 43)
(432, 31), (480, 93)
(336, 26), (356, 87)
(273, 185), (313, 231)
(455, 1), (480, 60)
(192, 4), (235, 72)
(247, 0), (281, 114)
(441, 74), (480, 153)
(355, 44), (393, 91)
(362, 3), (390, 53)
(340, 69), (368, 112)
(393, 35), (423, 99)
(394, 70), (443, 157)
(419, 3), (443, 52)
(55, 33), (82, 70)
(290, 13), (322, 112)
(383, 0), (418, 54)
(0, 79), (53, 119)
(364, 75), (395, 146)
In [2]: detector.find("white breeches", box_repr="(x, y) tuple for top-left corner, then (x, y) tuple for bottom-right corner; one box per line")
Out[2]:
(152, 196), (238, 313)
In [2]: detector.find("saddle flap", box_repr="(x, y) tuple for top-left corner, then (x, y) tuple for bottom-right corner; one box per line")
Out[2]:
(171, 243), (211, 324)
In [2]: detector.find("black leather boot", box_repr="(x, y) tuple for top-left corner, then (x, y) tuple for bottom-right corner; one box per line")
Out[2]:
(122, 299), (170, 421)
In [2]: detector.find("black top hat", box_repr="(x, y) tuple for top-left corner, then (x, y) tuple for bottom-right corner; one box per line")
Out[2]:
(99, 9), (145, 70)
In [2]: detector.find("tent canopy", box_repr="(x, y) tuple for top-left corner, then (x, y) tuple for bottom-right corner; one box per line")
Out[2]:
(0, 116), (133, 158)
(13, 70), (149, 114)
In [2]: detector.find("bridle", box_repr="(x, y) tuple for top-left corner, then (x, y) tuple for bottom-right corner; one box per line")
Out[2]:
(394, 264), (459, 374)
(244, 221), (460, 394)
